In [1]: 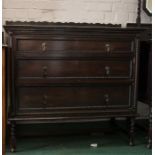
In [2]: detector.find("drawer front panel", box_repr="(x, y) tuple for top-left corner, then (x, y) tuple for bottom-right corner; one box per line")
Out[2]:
(17, 60), (131, 79)
(17, 86), (131, 113)
(17, 39), (132, 54)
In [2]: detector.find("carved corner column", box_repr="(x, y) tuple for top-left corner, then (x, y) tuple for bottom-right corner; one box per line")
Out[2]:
(2, 45), (7, 155)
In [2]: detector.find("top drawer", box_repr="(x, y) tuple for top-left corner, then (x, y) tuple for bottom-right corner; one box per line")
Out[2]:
(16, 38), (133, 55)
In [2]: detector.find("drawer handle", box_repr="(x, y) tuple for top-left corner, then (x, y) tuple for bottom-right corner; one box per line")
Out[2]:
(42, 95), (48, 105)
(42, 42), (47, 52)
(104, 94), (109, 105)
(42, 66), (48, 77)
(105, 43), (111, 52)
(105, 66), (110, 76)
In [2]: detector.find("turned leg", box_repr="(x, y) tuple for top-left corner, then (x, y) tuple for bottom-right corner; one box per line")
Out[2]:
(147, 107), (152, 149)
(129, 117), (135, 146)
(10, 121), (16, 153)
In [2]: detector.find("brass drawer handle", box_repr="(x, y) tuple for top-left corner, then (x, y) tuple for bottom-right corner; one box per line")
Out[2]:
(42, 66), (48, 77)
(105, 43), (111, 52)
(42, 42), (47, 52)
(105, 66), (110, 76)
(104, 94), (109, 105)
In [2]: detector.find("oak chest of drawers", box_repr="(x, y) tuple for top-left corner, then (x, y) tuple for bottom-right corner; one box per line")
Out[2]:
(4, 22), (142, 152)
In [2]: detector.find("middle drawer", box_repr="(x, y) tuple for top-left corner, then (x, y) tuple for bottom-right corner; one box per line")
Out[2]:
(16, 59), (132, 79)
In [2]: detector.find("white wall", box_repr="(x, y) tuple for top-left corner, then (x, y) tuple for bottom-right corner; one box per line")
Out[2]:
(2, 0), (151, 26)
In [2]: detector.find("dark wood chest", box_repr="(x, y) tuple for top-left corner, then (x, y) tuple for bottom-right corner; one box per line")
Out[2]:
(4, 22), (142, 152)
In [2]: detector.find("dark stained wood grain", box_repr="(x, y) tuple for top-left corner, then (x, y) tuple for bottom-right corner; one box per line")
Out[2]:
(17, 85), (131, 113)
(16, 59), (131, 79)
(17, 39), (132, 53)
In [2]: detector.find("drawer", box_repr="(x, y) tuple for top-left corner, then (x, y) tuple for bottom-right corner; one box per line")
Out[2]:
(16, 59), (131, 79)
(16, 39), (133, 55)
(17, 85), (131, 113)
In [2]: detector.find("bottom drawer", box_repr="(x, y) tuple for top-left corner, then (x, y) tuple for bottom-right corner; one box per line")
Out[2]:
(16, 85), (132, 114)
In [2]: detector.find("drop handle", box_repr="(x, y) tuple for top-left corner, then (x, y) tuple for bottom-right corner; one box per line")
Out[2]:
(41, 42), (47, 52)
(105, 43), (111, 52)
(105, 66), (110, 76)
(42, 66), (48, 77)
(104, 94), (109, 105)
(42, 95), (48, 105)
